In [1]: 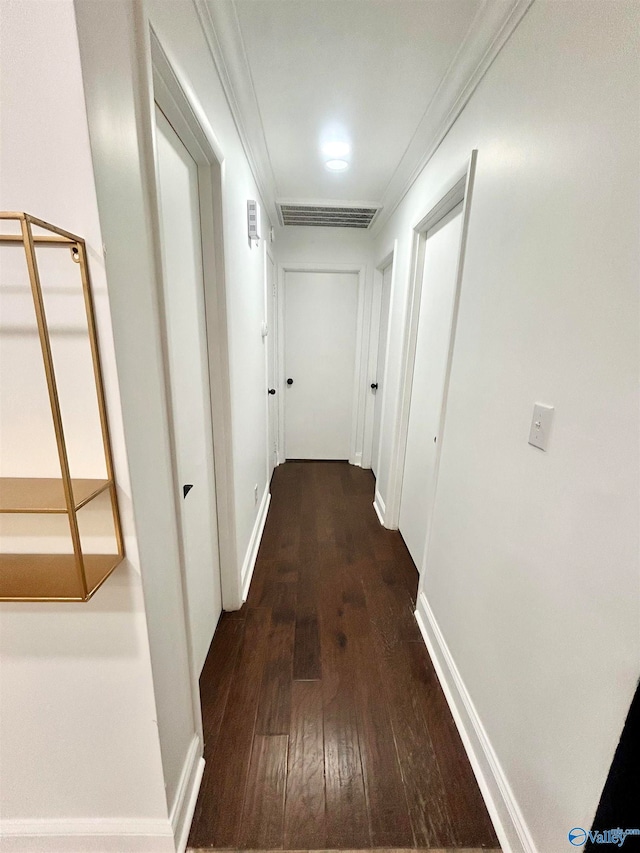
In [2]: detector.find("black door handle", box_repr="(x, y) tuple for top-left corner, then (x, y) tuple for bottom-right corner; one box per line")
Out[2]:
(183, 484), (193, 499)
(287, 378), (293, 385)
(371, 382), (378, 390)
(268, 388), (276, 395)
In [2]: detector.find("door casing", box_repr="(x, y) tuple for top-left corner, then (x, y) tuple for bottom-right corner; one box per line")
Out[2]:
(370, 249), (396, 478)
(154, 104), (222, 673)
(151, 31), (239, 613)
(398, 201), (464, 571)
(265, 243), (279, 475)
(149, 31), (239, 817)
(384, 151), (478, 569)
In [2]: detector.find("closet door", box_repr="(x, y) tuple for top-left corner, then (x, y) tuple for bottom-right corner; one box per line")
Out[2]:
(284, 270), (359, 460)
(399, 202), (463, 571)
(155, 105), (222, 674)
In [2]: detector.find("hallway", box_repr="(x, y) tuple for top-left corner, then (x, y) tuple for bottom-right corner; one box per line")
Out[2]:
(188, 462), (498, 851)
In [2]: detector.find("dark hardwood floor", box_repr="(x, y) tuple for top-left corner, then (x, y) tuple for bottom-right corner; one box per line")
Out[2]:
(188, 461), (499, 851)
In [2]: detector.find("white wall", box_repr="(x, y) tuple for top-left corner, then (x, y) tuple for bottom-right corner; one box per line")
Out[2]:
(275, 225), (373, 267)
(373, 2), (639, 851)
(275, 226), (376, 466)
(0, 2), (172, 851)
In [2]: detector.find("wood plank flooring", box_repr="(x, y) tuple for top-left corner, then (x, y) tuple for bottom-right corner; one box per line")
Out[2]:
(188, 462), (499, 850)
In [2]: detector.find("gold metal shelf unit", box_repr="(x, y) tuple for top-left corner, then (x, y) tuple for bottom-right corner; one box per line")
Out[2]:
(0, 212), (124, 601)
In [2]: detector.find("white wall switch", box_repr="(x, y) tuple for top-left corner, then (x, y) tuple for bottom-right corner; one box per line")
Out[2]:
(528, 403), (554, 451)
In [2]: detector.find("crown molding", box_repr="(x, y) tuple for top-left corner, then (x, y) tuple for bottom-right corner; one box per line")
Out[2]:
(371, 0), (534, 235)
(195, 0), (533, 237)
(193, 0), (279, 225)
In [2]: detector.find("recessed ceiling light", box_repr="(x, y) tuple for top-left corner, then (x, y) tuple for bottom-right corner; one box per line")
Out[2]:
(322, 141), (350, 159)
(325, 159), (349, 172)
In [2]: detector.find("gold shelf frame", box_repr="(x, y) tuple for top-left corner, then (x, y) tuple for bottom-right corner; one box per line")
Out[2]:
(0, 212), (124, 601)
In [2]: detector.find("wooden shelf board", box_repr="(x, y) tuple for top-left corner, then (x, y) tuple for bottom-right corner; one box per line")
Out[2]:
(0, 478), (111, 513)
(0, 553), (123, 601)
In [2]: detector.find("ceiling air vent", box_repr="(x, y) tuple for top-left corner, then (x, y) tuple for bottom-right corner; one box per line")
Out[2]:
(278, 203), (380, 229)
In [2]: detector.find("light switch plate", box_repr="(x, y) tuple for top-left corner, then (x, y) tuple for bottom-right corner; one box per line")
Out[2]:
(529, 403), (554, 451)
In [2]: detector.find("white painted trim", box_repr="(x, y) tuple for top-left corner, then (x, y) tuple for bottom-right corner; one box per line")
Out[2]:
(415, 592), (537, 853)
(192, 0), (278, 225)
(278, 262), (367, 274)
(150, 30), (225, 166)
(276, 263), (286, 464)
(373, 488), (386, 526)
(349, 266), (369, 467)
(176, 758), (204, 853)
(144, 22), (209, 783)
(263, 240), (271, 478)
(385, 153), (476, 531)
(264, 241), (279, 480)
(194, 0), (530, 237)
(241, 486), (271, 601)
(277, 263), (368, 466)
(365, 268), (383, 471)
(372, 0), (533, 234)
(151, 29), (241, 613)
(169, 734), (204, 853)
(0, 819), (174, 852)
(368, 245), (397, 483)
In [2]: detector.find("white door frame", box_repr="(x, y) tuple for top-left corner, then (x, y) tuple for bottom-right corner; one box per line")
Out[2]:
(264, 240), (279, 472)
(277, 262), (368, 466)
(385, 151), (477, 532)
(369, 244), (397, 507)
(151, 31), (239, 618)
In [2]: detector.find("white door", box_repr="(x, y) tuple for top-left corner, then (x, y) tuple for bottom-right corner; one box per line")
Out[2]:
(155, 106), (222, 674)
(284, 270), (358, 460)
(399, 202), (464, 572)
(266, 250), (278, 478)
(371, 262), (392, 477)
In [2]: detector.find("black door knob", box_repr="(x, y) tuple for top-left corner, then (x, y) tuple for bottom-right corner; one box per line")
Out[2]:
(371, 382), (378, 390)
(268, 388), (276, 395)
(287, 378), (293, 385)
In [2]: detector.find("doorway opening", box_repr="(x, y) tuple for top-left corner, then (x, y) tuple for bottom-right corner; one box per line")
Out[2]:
(155, 103), (222, 675)
(265, 243), (279, 478)
(151, 31), (238, 616)
(370, 247), (396, 524)
(385, 152), (477, 576)
(149, 29), (239, 843)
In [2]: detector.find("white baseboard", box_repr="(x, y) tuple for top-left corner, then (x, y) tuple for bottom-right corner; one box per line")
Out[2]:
(373, 488), (386, 525)
(0, 819), (174, 852)
(415, 591), (536, 853)
(241, 486), (271, 601)
(0, 739), (204, 853)
(170, 734), (204, 853)
(350, 450), (363, 467)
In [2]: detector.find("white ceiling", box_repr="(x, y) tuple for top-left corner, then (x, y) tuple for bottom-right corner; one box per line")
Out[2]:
(233, 0), (481, 202)
(199, 0), (532, 228)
